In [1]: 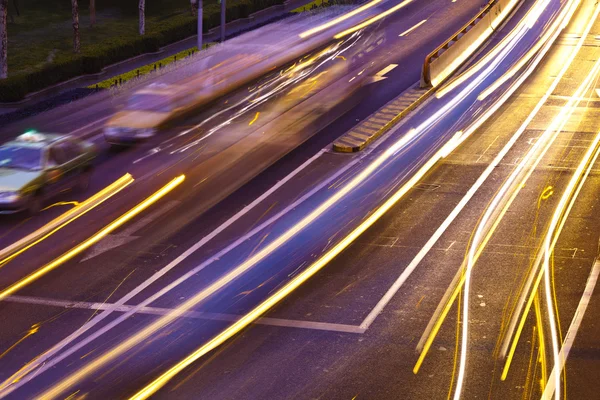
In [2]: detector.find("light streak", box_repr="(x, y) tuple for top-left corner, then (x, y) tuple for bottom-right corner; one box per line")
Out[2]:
(32, 1), (582, 397)
(248, 112), (260, 125)
(0, 175), (184, 302)
(414, 0), (582, 378)
(334, 0), (415, 39)
(298, 0), (383, 38)
(0, 174), (134, 268)
(454, 6), (598, 396)
(399, 19), (427, 37)
(499, 4), (600, 386)
(430, 0), (521, 88)
(130, 129), (475, 400)
(437, 0), (575, 98)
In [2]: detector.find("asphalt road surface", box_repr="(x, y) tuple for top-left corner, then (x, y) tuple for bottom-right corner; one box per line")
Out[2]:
(2, 0), (600, 399)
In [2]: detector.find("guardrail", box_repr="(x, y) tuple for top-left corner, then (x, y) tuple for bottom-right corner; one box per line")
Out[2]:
(0, 174), (133, 266)
(421, 0), (520, 88)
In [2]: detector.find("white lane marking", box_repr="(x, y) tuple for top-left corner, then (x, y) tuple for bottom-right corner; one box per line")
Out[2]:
(375, 63), (399, 77)
(541, 259), (600, 400)
(3, 295), (365, 334)
(359, 99), (534, 330)
(0, 148), (365, 393)
(399, 20), (428, 37)
(0, 80), (420, 393)
(80, 200), (180, 261)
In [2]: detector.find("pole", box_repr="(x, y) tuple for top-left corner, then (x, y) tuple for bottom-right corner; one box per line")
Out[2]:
(197, 0), (202, 50)
(220, 0), (225, 42)
(0, 0), (6, 79)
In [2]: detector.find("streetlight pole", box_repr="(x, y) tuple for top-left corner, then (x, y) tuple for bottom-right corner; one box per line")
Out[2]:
(220, 0), (225, 42)
(196, 0), (202, 50)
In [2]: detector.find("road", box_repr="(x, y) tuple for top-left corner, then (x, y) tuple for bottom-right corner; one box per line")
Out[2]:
(0, 0), (509, 398)
(1, 0), (599, 399)
(106, 1), (600, 399)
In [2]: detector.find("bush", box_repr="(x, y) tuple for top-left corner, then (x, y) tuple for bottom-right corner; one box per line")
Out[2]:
(0, 0), (288, 102)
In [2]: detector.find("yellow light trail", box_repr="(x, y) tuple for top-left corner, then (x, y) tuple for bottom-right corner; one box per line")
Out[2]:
(130, 134), (468, 400)
(334, 0), (415, 39)
(39, 3), (583, 396)
(437, 0), (576, 98)
(0, 174), (134, 268)
(0, 175), (184, 302)
(298, 0), (383, 38)
(413, 2), (589, 396)
(500, 7), (600, 389)
(248, 112), (260, 125)
(456, 13), (599, 396)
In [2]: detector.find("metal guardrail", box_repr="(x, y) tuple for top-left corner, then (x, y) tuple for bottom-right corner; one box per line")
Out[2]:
(421, 0), (498, 87)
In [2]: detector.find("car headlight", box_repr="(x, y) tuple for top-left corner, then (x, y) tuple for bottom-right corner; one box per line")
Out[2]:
(135, 128), (156, 138)
(0, 192), (20, 203)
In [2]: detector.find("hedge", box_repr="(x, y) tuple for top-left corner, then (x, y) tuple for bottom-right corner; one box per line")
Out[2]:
(0, 0), (286, 102)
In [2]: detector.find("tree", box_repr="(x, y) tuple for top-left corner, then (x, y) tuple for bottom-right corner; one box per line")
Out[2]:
(90, 0), (96, 27)
(71, 0), (80, 53)
(0, 0), (7, 79)
(139, 0), (145, 35)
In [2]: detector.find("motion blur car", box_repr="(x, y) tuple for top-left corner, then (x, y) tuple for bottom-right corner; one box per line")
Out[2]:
(0, 132), (96, 214)
(103, 84), (187, 145)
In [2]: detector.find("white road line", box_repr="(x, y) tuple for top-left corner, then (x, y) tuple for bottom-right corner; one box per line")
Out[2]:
(361, 0), (591, 336)
(375, 63), (398, 77)
(3, 295), (365, 334)
(399, 20), (427, 37)
(541, 259), (600, 400)
(359, 99), (537, 330)
(0, 147), (367, 394)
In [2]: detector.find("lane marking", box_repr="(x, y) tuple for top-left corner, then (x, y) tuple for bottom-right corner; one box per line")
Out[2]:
(0, 75), (420, 396)
(399, 20), (427, 37)
(541, 260), (600, 400)
(375, 63), (399, 77)
(80, 200), (180, 261)
(0, 176), (185, 303)
(2, 295), (366, 334)
(0, 148), (362, 395)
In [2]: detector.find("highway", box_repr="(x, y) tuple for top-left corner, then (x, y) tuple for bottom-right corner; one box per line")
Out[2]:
(1, 0), (600, 399)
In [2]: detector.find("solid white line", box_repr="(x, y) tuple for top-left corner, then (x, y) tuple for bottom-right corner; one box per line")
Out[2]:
(0, 148), (366, 394)
(541, 260), (600, 400)
(3, 295), (366, 334)
(399, 20), (427, 37)
(359, 90), (539, 329)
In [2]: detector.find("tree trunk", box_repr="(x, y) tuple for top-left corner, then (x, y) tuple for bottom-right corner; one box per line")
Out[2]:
(0, 0), (7, 79)
(71, 0), (80, 53)
(89, 0), (96, 27)
(139, 0), (145, 35)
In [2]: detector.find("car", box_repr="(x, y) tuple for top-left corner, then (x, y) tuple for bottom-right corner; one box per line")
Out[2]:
(103, 84), (186, 145)
(0, 131), (97, 214)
